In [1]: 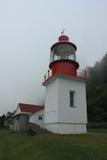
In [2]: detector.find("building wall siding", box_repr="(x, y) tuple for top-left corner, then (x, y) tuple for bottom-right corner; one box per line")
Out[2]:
(13, 114), (29, 131)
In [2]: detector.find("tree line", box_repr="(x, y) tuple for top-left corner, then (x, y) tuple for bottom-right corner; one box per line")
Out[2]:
(87, 53), (107, 122)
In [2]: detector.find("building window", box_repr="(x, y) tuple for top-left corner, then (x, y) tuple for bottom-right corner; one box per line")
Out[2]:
(38, 116), (43, 120)
(69, 90), (76, 107)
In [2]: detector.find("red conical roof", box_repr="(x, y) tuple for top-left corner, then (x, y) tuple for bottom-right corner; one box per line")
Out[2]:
(58, 35), (69, 42)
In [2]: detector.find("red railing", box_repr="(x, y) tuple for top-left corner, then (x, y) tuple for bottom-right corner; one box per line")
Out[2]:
(77, 70), (87, 79)
(44, 70), (52, 82)
(43, 69), (87, 82)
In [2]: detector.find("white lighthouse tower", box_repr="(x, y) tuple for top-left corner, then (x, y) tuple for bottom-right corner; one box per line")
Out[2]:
(43, 34), (87, 134)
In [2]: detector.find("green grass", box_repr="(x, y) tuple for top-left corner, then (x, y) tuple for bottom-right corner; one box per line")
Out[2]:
(0, 128), (107, 160)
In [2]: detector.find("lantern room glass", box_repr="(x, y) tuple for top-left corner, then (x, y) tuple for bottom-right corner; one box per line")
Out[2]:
(50, 44), (76, 63)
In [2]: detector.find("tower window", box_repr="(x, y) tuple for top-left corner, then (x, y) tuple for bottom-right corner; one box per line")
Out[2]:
(38, 116), (43, 120)
(69, 91), (76, 107)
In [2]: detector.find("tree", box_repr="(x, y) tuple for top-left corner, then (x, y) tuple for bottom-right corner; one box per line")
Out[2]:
(0, 114), (6, 127)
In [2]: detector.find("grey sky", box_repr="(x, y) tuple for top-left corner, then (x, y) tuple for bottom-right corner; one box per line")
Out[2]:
(0, 0), (107, 115)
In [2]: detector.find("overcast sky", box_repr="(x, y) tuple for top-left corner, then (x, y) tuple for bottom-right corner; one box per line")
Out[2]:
(0, 0), (107, 115)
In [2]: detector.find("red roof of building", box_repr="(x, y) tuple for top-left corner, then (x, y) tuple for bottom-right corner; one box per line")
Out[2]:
(18, 103), (44, 113)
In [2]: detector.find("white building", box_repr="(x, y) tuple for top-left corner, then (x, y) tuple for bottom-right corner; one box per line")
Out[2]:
(43, 34), (87, 134)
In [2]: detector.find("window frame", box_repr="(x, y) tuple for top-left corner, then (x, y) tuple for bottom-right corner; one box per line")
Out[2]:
(69, 90), (76, 107)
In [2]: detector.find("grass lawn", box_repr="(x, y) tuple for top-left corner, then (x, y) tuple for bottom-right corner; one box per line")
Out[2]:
(0, 128), (107, 160)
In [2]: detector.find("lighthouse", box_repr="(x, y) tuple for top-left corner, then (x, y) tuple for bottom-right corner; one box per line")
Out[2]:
(43, 34), (87, 134)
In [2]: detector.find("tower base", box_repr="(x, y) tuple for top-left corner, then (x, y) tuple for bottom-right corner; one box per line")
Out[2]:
(45, 123), (87, 134)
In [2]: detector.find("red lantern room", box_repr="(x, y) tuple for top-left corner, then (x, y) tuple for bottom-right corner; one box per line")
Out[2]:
(43, 34), (87, 84)
(49, 34), (79, 77)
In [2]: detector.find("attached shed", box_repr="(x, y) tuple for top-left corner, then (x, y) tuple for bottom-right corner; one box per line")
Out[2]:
(12, 103), (44, 131)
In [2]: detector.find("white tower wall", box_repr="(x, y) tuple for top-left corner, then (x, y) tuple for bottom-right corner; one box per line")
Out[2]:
(44, 76), (87, 134)
(44, 78), (59, 133)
